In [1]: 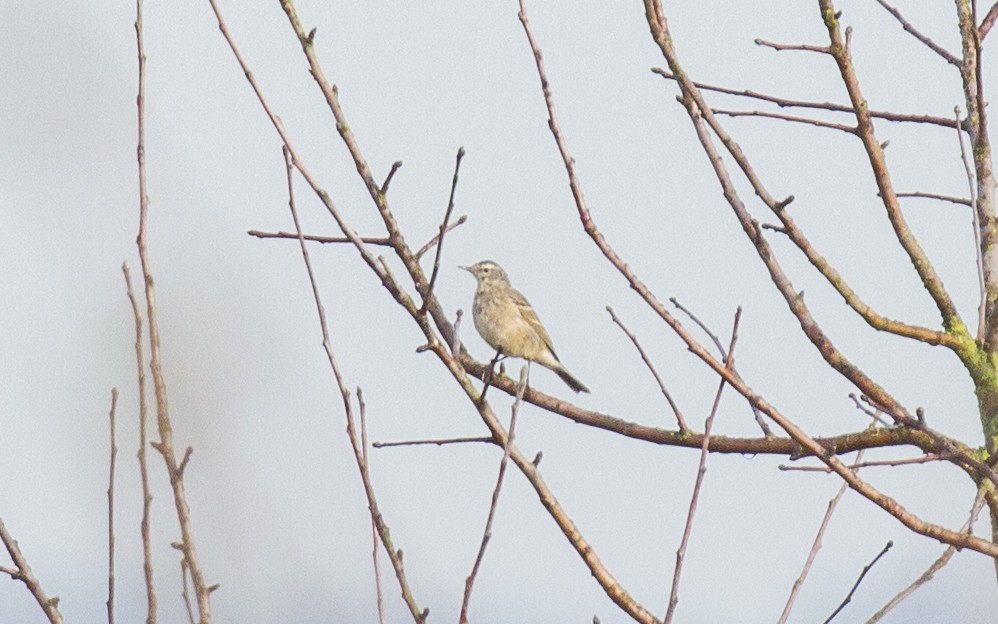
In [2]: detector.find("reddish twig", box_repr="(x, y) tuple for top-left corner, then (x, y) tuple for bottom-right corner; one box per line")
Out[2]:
(872, 0), (961, 66)
(106, 388), (118, 624)
(778, 450), (865, 624)
(421, 146), (465, 313)
(134, 0), (212, 619)
(122, 264), (157, 623)
(664, 308), (741, 623)
(248, 229), (392, 246)
(280, 145), (427, 622)
(607, 306), (688, 431)
(380, 160), (402, 195)
(652, 68), (960, 130)
(359, 389), (387, 624)
(895, 191), (972, 206)
(459, 365), (529, 624)
(981, 2), (998, 39)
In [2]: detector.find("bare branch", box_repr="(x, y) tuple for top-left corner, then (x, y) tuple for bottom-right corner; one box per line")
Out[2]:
(281, 145), (427, 622)
(755, 38), (830, 53)
(871, 0), (961, 66)
(135, 0), (212, 618)
(0, 515), (63, 624)
(415, 215), (469, 259)
(380, 160), (402, 195)
(106, 388), (119, 624)
(779, 453), (941, 471)
(712, 108), (856, 133)
(460, 365), (529, 624)
(895, 191), (972, 206)
(779, 450), (866, 624)
(652, 69), (961, 130)
(954, 105), (986, 342)
(122, 263), (157, 623)
(421, 146), (465, 314)
(359, 389), (387, 624)
(607, 306), (688, 431)
(823, 541), (893, 623)
(866, 488), (987, 622)
(665, 308), (741, 623)
(248, 229), (391, 246)
(373, 436), (494, 449)
(981, 2), (998, 39)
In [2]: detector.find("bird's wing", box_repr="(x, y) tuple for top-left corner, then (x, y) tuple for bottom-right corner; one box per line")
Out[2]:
(510, 287), (560, 361)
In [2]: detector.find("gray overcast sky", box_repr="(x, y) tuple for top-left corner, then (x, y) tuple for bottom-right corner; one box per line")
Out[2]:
(1, 1), (994, 622)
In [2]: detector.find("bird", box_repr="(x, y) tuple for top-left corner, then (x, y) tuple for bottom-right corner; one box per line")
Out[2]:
(460, 260), (590, 393)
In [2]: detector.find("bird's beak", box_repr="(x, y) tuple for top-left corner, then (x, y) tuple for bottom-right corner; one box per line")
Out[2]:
(459, 265), (471, 273)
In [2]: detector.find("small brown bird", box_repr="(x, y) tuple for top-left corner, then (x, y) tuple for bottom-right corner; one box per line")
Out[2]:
(461, 260), (590, 393)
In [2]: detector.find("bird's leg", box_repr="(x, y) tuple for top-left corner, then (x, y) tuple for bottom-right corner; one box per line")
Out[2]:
(480, 349), (504, 400)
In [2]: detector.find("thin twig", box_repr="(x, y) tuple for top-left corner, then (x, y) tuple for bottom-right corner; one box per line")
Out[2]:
(122, 264), (157, 623)
(281, 145), (426, 622)
(0, 515), (63, 623)
(865, 488), (987, 623)
(669, 298), (726, 358)
(779, 453), (940, 471)
(359, 389), (387, 624)
(135, 0), (212, 619)
(712, 108), (856, 133)
(652, 68), (960, 130)
(778, 450), (865, 624)
(895, 191), (972, 206)
(664, 308), (741, 623)
(872, 0), (961, 66)
(607, 306), (687, 430)
(955, 106), (986, 342)
(415, 215), (469, 260)
(107, 388), (119, 624)
(982, 1), (998, 39)
(823, 541), (893, 623)
(755, 38), (830, 53)
(247, 230), (392, 246)
(421, 146), (465, 314)
(460, 365), (529, 624)
(380, 161), (402, 195)
(373, 436), (494, 449)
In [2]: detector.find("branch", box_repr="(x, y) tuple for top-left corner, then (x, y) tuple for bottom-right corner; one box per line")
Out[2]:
(865, 487), (987, 622)
(823, 541), (893, 623)
(607, 306), (688, 431)
(895, 191), (972, 206)
(358, 389), (387, 624)
(106, 388), (119, 624)
(421, 146), (465, 314)
(460, 365), (529, 624)
(712, 108), (856, 133)
(135, 0), (212, 619)
(981, 2), (998, 39)
(0, 516), (63, 624)
(122, 264), (157, 623)
(778, 450), (866, 624)
(664, 309), (740, 623)
(871, 0), (961, 66)
(281, 145), (427, 622)
(652, 69), (961, 130)
(755, 38), (830, 54)
(248, 229), (391, 246)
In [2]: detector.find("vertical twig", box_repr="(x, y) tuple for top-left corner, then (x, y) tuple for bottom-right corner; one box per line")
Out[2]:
(134, 0), (212, 619)
(955, 106), (986, 341)
(122, 263), (157, 624)
(777, 450), (866, 624)
(0, 516), (63, 624)
(460, 364), (530, 624)
(421, 146), (465, 313)
(359, 389), (387, 624)
(107, 388), (119, 624)
(664, 308), (741, 623)
(282, 146), (426, 622)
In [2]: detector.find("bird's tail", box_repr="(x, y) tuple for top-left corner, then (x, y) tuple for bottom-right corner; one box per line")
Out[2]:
(551, 364), (590, 394)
